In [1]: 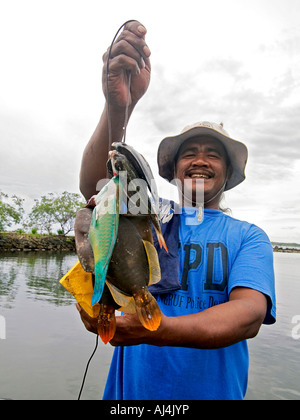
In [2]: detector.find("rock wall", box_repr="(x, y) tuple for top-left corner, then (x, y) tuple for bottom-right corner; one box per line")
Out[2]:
(0, 232), (76, 252)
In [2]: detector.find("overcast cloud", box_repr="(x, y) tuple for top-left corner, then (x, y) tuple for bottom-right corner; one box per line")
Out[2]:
(0, 0), (299, 242)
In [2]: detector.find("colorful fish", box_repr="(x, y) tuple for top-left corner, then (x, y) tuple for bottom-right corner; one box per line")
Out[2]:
(59, 143), (168, 344)
(106, 215), (161, 331)
(88, 175), (120, 306)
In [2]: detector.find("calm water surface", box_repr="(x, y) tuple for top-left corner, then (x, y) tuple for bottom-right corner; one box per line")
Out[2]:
(246, 252), (300, 400)
(0, 251), (299, 400)
(0, 252), (113, 400)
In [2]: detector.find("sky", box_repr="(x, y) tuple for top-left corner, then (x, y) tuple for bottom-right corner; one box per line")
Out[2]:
(0, 0), (299, 243)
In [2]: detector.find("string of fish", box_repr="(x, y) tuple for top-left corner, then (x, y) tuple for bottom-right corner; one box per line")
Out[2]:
(77, 19), (136, 400)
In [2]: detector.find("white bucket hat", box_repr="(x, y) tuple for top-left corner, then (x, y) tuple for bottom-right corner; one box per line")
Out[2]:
(157, 121), (248, 191)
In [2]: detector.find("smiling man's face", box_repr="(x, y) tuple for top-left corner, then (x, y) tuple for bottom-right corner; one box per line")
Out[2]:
(175, 136), (229, 208)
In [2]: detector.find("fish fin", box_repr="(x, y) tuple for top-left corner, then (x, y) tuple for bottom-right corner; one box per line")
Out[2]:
(143, 240), (161, 286)
(59, 260), (100, 318)
(91, 268), (106, 306)
(153, 225), (168, 253)
(105, 281), (135, 313)
(134, 289), (161, 331)
(97, 304), (116, 344)
(118, 300), (136, 314)
(150, 213), (168, 253)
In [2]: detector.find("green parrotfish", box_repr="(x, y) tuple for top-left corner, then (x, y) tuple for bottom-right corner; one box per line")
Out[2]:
(89, 175), (120, 306)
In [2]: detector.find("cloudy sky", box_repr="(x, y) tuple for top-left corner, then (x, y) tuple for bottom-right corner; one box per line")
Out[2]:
(1, 0), (299, 242)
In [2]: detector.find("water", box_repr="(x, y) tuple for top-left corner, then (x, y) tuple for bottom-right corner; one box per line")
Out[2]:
(0, 252), (113, 400)
(246, 252), (300, 400)
(0, 251), (299, 400)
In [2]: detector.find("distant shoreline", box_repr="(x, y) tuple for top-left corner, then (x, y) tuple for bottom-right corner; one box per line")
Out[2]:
(0, 232), (299, 254)
(272, 246), (300, 253)
(0, 232), (75, 252)
(272, 242), (300, 253)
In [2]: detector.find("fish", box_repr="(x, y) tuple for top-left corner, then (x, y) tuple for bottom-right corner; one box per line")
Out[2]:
(92, 147), (165, 342)
(110, 142), (160, 212)
(64, 211), (161, 344)
(95, 214), (162, 343)
(60, 143), (167, 343)
(96, 283), (120, 344)
(109, 148), (168, 252)
(59, 260), (100, 319)
(105, 214), (161, 332)
(74, 207), (95, 273)
(88, 174), (120, 306)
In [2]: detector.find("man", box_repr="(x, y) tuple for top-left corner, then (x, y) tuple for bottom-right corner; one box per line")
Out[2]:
(77, 21), (276, 400)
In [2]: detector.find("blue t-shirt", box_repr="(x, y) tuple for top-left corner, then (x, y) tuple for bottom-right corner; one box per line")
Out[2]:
(103, 208), (276, 400)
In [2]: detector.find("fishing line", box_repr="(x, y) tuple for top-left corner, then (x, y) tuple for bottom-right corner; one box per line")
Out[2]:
(123, 71), (132, 144)
(106, 19), (138, 149)
(77, 334), (99, 400)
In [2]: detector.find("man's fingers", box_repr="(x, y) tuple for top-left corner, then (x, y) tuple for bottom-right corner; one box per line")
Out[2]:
(106, 54), (141, 76)
(123, 21), (147, 38)
(101, 20), (151, 105)
(76, 304), (97, 334)
(102, 22), (150, 72)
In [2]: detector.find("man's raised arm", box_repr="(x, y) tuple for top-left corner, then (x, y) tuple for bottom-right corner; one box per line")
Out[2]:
(79, 21), (151, 200)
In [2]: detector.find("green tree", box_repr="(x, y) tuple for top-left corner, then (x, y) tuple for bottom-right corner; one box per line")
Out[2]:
(0, 192), (25, 231)
(52, 191), (85, 235)
(28, 193), (56, 234)
(28, 192), (85, 235)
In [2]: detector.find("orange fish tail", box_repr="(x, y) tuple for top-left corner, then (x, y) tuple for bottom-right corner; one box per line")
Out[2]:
(97, 304), (116, 344)
(155, 228), (168, 253)
(134, 289), (161, 331)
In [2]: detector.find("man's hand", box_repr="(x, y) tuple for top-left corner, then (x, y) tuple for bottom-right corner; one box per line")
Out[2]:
(102, 20), (151, 108)
(76, 288), (267, 349)
(76, 303), (98, 335)
(109, 312), (168, 347)
(79, 20), (151, 200)
(76, 303), (166, 346)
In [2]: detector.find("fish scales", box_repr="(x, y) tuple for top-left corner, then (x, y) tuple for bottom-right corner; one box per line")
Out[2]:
(89, 176), (120, 306)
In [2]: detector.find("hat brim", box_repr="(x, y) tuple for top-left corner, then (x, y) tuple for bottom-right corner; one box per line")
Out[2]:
(157, 126), (248, 191)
